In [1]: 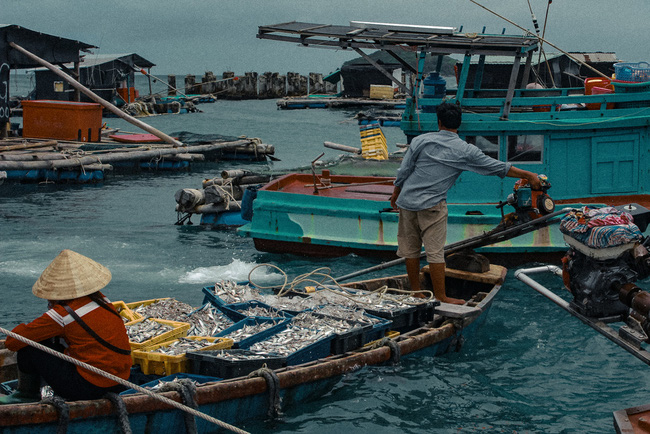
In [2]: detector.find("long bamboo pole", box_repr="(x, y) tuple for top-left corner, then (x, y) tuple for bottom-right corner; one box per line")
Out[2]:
(9, 42), (184, 147)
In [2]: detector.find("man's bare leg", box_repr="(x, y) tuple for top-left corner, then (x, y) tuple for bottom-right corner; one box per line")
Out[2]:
(405, 257), (423, 295)
(429, 262), (465, 305)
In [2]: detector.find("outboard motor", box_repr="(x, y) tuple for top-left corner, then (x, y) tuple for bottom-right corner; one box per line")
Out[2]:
(561, 204), (650, 319)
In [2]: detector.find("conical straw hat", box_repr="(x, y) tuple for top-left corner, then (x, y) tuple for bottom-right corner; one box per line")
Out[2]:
(32, 250), (112, 300)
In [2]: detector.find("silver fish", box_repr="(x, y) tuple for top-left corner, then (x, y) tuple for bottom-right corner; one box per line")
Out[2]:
(126, 319), (174, 343)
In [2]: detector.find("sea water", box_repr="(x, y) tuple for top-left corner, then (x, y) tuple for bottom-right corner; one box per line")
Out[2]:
(2, 78), (650, 433)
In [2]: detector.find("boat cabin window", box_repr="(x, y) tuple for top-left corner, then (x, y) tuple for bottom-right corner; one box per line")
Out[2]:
(464, 136), (499, 159)
(506, 135), (543, 163)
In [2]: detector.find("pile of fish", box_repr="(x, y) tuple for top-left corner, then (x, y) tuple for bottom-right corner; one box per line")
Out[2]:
(256, 294), (315, 313)
(234, 305), (286, 319)
(132, 298), (194, 320)
(150, 337), (218, 356)
(292, 311), (359, 335)
(312, 304), (383, 326)
(213, 350), (280, 361)
(126, 319), (174, 344)
(207, 280), (261, 304)
(248, 325), (332, 357)
(119, 281), (425, 366)
(219, 320), (284, 344)
(129, 298), (234, 337)
(185, 303), (235, 336)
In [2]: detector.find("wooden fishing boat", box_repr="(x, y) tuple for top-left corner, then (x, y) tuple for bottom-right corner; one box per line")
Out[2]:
(237, 170), (588, 265)
(0, 263), (506, 432)
(254, 21), (650, 261)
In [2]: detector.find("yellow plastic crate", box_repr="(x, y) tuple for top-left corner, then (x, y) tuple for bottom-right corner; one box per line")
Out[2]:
(361, 135), (388, 160)
(125, 317), (191, 350)
(359, 129), (386, 141)
(112, 301), (141, 323)
(125, 297), (173, 312)
(369, 84), (395, 100)
(132, 336), (234, 376)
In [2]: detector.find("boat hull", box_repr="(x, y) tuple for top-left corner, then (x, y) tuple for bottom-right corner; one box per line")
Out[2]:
(0, 266), (505, 432)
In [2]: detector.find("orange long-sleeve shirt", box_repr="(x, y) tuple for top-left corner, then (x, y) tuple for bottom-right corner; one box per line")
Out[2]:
(5, 293), (131, 388)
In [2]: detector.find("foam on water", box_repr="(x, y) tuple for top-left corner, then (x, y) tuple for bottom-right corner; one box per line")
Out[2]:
(178, 258), (284, 285)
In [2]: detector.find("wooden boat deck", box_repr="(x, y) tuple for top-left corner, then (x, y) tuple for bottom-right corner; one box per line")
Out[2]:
(262, 172), (395, 201)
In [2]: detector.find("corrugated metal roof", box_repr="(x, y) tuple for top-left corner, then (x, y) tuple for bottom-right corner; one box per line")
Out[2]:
(463, 52), (619, 65)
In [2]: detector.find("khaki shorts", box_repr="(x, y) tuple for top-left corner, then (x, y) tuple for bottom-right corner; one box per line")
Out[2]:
(396, 201), (447, 263)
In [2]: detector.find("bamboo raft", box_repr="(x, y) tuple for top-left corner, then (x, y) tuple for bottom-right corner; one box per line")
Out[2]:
(0, 135), (275, 183)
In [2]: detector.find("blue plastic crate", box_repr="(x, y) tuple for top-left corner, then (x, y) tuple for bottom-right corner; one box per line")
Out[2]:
(221, 300), (292, 321)
(200, 281), (253, 307)
(242, 324), (335, 366)
(365, 304), (417, 332)
(215, 316), (291, 348)
(285, 331), (335, 366)
(187, 349), (287, 379)
(120, 372), (221, 395)
(362, 313), (394, 344)
(293, 310), (368, 354)
(201, 285), (225, 307)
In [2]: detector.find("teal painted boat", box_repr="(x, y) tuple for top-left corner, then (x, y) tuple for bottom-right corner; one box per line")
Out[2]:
(236, 171), (582, 262)
(0, 264), (506, 432)
(251, 22), (650, 260)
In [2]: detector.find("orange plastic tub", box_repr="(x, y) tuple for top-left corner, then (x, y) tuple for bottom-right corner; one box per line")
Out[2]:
(117, 87), (139, 103)
(21, 100), (102, 142)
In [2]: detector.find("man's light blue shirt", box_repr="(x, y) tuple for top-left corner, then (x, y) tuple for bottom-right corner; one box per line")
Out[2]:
(394, 130), (511, 211)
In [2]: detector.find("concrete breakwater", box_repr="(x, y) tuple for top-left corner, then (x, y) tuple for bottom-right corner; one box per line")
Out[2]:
(171, 71), (338, 100)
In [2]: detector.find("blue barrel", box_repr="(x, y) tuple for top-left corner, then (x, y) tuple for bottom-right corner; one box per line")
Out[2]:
(422, 72), (446, 113)
(241, 186), (259, 221)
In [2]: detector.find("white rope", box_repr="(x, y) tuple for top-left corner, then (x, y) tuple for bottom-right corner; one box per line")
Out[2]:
(247, 264), (434, 307)
(212, 178), (238, 210)
(0, 326), (249, 434)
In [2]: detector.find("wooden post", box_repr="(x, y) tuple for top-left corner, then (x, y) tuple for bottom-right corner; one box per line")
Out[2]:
(168, 75), (177, 96)
(287, 72), (300, 96)
(202, 72), (217, 94)
(309, 73), (324, 95)
(9, 42), (183, 147)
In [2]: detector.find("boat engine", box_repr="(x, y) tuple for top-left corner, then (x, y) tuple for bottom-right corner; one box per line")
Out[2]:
(494, 174), (555, 230)
(562, 204), (650, 320)
(503, 174), (555, 220)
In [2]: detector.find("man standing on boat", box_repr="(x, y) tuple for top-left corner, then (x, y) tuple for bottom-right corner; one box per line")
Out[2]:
(390, 102), (541, 305)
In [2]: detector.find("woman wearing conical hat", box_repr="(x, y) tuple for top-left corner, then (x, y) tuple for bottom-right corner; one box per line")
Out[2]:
(1, 250), (132, 404)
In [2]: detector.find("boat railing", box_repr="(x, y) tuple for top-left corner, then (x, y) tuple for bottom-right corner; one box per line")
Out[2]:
(411, 87), (650, 117)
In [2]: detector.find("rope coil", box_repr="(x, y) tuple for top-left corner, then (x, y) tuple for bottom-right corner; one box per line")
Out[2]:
(248, 264), (434, 307)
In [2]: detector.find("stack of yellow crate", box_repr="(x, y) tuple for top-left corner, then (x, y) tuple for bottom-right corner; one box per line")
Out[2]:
(359, 120), (388, 160)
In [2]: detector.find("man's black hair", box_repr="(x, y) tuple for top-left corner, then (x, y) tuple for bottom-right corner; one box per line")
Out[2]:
(436, 102), (462, 130)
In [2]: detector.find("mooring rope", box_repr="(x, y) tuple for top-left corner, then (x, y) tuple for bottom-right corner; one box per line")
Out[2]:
(0, 326), (249, 434)
(247, 366), (282, 419)
(40, 395), (70, 434)
(160, 379), (198, 434)
(103, 392), (133, 434)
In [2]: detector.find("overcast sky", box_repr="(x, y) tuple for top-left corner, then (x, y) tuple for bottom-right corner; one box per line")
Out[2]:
(4, 0), (649, 76)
